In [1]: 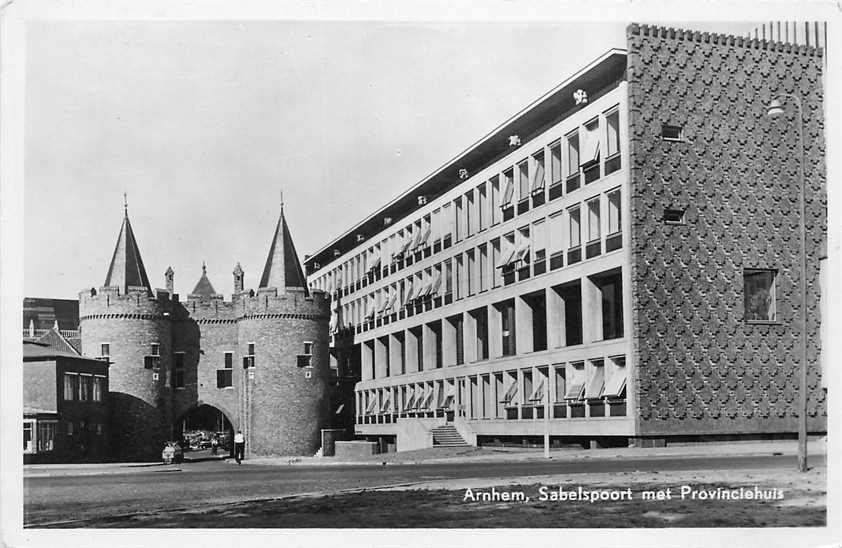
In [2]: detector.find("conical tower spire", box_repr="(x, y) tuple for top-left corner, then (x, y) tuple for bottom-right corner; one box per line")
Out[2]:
(258, 198), (308, 295)
(104, 199), (151, 293)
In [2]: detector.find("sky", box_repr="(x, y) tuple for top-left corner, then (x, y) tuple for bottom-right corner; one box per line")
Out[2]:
(24, 19), (759, 299)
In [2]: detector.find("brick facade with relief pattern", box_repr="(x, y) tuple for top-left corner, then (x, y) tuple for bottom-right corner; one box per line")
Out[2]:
(626, 24), (826, 435)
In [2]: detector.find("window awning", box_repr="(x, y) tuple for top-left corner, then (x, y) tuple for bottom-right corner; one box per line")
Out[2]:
(417, 226), (431, 248)
(529, 379), (545, 402)
(430, 271), (443, 296)
(416, 280), (432, 300)
(497, 246), (517, 269)
(530, 162), (546, 192)
(380, 392), (392, 413)
(369, 253), (382, 271)
(364, 307), (375, 321)
(580, 129), (600, 167)
(383, 292), (397, 315)
(501, 179), (514, 207)
(403, 389), (416, 411)
(564, 382), (585, 400)
(402, 281), (414, 306)
(329, 313), (339, 334)
(603, 366), (627, 398)
(419, 388), (435, 410)
(365, 397), (378, 414)
(499, 381), (518, 404)
(585, 366), (605, 399)
(514, 243), (531, 264)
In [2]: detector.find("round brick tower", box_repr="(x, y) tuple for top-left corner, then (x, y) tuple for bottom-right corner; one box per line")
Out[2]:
(235, 205), (330, 456)
(79, 208), (173, 461)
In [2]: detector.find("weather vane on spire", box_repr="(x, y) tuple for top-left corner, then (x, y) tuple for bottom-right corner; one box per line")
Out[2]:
(280, 189), (284, 211)
(202, 261), (207, 274)
(123, 192), (128, 215)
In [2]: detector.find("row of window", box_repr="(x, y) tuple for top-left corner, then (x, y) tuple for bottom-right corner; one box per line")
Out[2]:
(359, 271), (624, 381)
(311, 106), (622, 297)
(63, 373), (106, 402)
(330, 188), (623, 336)
(23, 420), (105, 454)
(356, 355), (627, 422)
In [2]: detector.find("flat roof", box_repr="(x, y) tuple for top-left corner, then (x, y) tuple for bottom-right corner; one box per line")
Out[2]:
(305, 48), (627, 272)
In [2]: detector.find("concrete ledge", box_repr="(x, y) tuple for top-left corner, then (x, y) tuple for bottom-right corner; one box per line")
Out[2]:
(334, 441), (379, 459)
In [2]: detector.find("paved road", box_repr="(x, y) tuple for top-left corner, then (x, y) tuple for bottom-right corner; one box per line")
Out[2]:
(25, 454), (797, 526)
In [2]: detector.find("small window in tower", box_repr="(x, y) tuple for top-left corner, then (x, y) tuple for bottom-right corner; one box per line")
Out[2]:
(297, 355), (312, 368)
(150, 343), (160, 356)
(661, 124), (684, 142)
(100, 343), (110, 358)
(224, 352), (233, 369)
(303, 342), (313, 355)
(663, 208), (686, 225)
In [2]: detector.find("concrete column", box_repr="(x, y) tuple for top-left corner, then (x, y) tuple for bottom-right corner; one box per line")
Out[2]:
(361, 340), (374, 381)
(464, 312), (478, 364)
(374, 337), (388, 378)
(406, 330), (419, 374)
(443, 317), (456, 366)
(582, 276), (602, 344)
(515, 295), (534, 354)
(547, 286), (566, 348)
(422, 323), (435, 372)
(388, 333), (403, 377)
(489, 304), (503, 358)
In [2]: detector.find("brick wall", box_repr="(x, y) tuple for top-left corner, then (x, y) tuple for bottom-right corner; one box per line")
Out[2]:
(80, 289), (172, 460)
(237, 288), (330, 456)
(626, 24), (827, 435)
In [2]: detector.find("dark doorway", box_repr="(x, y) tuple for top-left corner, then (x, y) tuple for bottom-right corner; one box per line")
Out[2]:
(175, 404), (234, 459)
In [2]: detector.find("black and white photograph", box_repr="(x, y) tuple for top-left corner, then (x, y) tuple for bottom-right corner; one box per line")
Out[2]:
(1, 1), (839, 546)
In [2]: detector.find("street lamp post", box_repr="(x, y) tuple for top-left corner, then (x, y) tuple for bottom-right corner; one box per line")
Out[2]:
(767, 94), (808, 473)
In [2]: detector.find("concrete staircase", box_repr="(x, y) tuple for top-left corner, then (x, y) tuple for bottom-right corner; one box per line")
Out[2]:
(431, 425), (470, 447)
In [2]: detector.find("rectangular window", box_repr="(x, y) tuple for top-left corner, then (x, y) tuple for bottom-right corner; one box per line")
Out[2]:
(455, 255), (464, 300)
(477, 183), (487, 231)
(453, 314), (464, 365)
(79, 374), (91, 401)
(217, 369), (233, 388)
(606, 108), (620, 157)
(174, 352), (185, 388)
(37, 421), (56, 452)
(569, 206), (581, 247)
(548, 211), (564, 270)
(93, 376), (105, 401)
(661, 124), (684, 141)
(491, 238), (502, 288)
(564, 362), (586, 400)
(607, 189), (621, 234)
(663, 208), (686, 224)
(100, 343), (110, 358)
(454, 197), (463, 242)
(445, 259), (453, 296)
(587, 197), (601, 242)
(303, 342), (313, 355)
(594, 270), (624, 340)
(550, 141), (562, 184)
(585, 360), (605, 399)
(517, 160), (529, 201)
(63, 373), (77, 401)
(490, 176), (500, 225)
(24, 421), (34, 453)
(554, 366), (566, 402)
(744, 270), (777, 322)
(224, 352), (233, 369)
(566, 131), (579, 175)
(472, 307), (489, 361)
(150, 343), (160, 356)
(532, 220), (546, 266)
(531, 152), (545, 193)
(478, 243), (488, 292)
(499, 300), (516, 357)
(501, 169), (515, 208)
(466, 191), (475, 237)
(466, 250), (476, 296)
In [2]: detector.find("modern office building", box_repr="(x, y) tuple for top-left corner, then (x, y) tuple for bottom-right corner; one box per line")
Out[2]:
(304, 24), (827, 450)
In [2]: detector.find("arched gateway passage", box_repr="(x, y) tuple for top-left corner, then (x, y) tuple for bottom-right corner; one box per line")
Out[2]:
(175, 404), (234, 459)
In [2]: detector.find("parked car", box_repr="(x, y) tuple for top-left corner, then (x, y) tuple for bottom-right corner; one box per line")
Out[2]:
(162, 441), (184, 464)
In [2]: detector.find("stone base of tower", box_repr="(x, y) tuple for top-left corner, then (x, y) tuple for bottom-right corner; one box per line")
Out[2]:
(108, 392), (171, 462)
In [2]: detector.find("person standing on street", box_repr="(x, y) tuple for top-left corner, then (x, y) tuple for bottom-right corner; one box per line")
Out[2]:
(234, 430), (245, 464)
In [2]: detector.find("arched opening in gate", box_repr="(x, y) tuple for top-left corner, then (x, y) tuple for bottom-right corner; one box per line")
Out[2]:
(175, 404), (234, 459)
